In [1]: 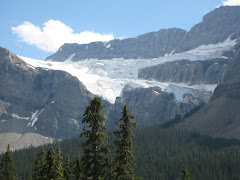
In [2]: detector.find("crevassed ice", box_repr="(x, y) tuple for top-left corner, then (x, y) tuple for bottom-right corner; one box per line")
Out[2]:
(19, 37), (236, 103)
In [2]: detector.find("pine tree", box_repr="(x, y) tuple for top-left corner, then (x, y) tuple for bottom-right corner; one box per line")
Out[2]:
(114, 105), (138, 180)
(80, 96), (109, 180)
(55, 145), (64, 179)
(72, 153), (83, 180)
(0, 145), (17, 180)
(42, 147), (57, 180)
(179, 168), (191, 180)
(105, 153), (115, 180)
(33, 147), (45, 180)
(63, 156), (72, 180)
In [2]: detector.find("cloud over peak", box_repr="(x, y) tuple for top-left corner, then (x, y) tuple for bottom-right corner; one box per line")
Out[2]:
(223, 0), (240, 6)
(12, 20), (114, 52)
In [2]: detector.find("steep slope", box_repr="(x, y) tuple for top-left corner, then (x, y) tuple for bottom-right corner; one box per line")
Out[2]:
(175, 51), (240, 139)
(46, 28), (187, 61)
(0, 47), (94, 152)
(139, 58), (235, 84)
(174, 6), (240, 53)
(111, 86), (202, 127)
(46, 6), (240, 62)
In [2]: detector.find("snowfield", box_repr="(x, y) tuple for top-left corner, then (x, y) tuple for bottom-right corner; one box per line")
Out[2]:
(19, 37), (236, 104)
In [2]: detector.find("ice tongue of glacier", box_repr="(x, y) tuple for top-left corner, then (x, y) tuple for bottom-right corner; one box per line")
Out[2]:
(19, 37), (235, 104)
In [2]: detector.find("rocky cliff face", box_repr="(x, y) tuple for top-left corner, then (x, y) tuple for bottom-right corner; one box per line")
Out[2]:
(0, 47), (94, 151)
(46, 28), (187, 61)
(139, 58), (235, 84)
(110, 86), (204, 127)
(46, 6), (240, 62)
(174, 6), (240, 53)
(175, 51), (240, 139)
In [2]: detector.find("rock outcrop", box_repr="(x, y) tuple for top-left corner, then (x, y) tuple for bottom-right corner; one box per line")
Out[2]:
(46, 28), (187, 61)
(175, 51), (240, 139)
(110, 86), (203, 127)
(139, 58), (235, 84)
(174, 6), (240, 53)
(0, 47), (94, 151)
(46, 6), (240, 62)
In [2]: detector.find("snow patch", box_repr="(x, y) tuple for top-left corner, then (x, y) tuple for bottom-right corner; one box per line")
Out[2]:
(57, 112), (60, 117)
(11, 114), (29, 120)
(27, 109), (44, 127)
(153, 90), (161, 96)
(51, 101), (55, 104)
(106, 44), (111, 48)
(1, 120), (7, 123)
(66, 54), (75, 61)
(27, 64), (36, 69)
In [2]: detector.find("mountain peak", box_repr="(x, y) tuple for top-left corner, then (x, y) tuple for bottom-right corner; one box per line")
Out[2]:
(46, 28), (187, 61)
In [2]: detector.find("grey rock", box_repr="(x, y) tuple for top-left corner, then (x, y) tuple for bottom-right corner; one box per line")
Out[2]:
(139, 58), (235, 84)
(46, 28), (187, 61)
(176, 50), (240, 139)
(110, 86), (203, 127)
(0, 46), (93, 139)
(174, 6), (240, 53)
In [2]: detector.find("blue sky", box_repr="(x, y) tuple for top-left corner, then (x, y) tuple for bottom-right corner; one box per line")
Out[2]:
(1, 0), (239, 60)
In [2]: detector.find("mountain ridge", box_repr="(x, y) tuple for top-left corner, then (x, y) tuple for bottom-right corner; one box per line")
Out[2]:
(46, 6), (240, 62)
(46, 28), (187, 61)
(175, 50), (240, 139)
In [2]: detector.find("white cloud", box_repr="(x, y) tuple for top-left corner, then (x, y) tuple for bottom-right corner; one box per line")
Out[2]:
(12, 20), (114, 52)
(222, 0), (240, 6)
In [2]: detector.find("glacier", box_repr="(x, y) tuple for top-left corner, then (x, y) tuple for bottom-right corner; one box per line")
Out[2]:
(19, 37), (236, 104)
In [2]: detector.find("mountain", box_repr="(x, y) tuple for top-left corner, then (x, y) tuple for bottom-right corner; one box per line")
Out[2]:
(0, 47), (94, 152)
(175, 50), (240, 139)
(0, 47), (204, 152)
(174, 6), (240, 53)
(46, 28), (187, 61)
(46, 6), (240, 62)
(111, 86), (202, 126)
(138, 58), (235, 85)
(1, 6), (240, 151)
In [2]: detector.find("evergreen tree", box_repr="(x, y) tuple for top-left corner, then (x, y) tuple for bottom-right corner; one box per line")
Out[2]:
(114, 105), (137, 180)
(72, 153), (83, 180)
(42, 147), (57, 180)
(33, 147), (45, 180)
(179, 168), (191, 180)
(63, 156), (72, 180)
(55, 145), (64, 179)
(80, 96), (109, 180)
(0, 145), (17, 180)
(105, 153), (115, 180)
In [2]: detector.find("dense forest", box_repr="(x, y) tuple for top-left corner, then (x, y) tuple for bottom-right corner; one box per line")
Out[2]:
(1, 125), (239, 179)
(1, 98), (240, 179)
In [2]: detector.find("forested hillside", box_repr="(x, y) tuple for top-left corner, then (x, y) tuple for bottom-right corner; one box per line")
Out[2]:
(5, 126), (240, 180)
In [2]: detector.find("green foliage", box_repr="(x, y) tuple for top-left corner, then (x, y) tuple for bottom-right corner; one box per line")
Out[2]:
(114, 105), (137, 180)
(160, 105), (203, 128)
(55, 145), (64, 179)
(80, 96), (109, 179)
(72, 153), (83, 180)
(134, 127), (240, 179)
(179, 168), (191, 180)
(4, 99), (240, 180)
(42, 147), (57, 180)
(32, 147), (45, 180)
(7, 128), (240, 180)
(63, 156), (71, 180)
(0, 145), (17, 180)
